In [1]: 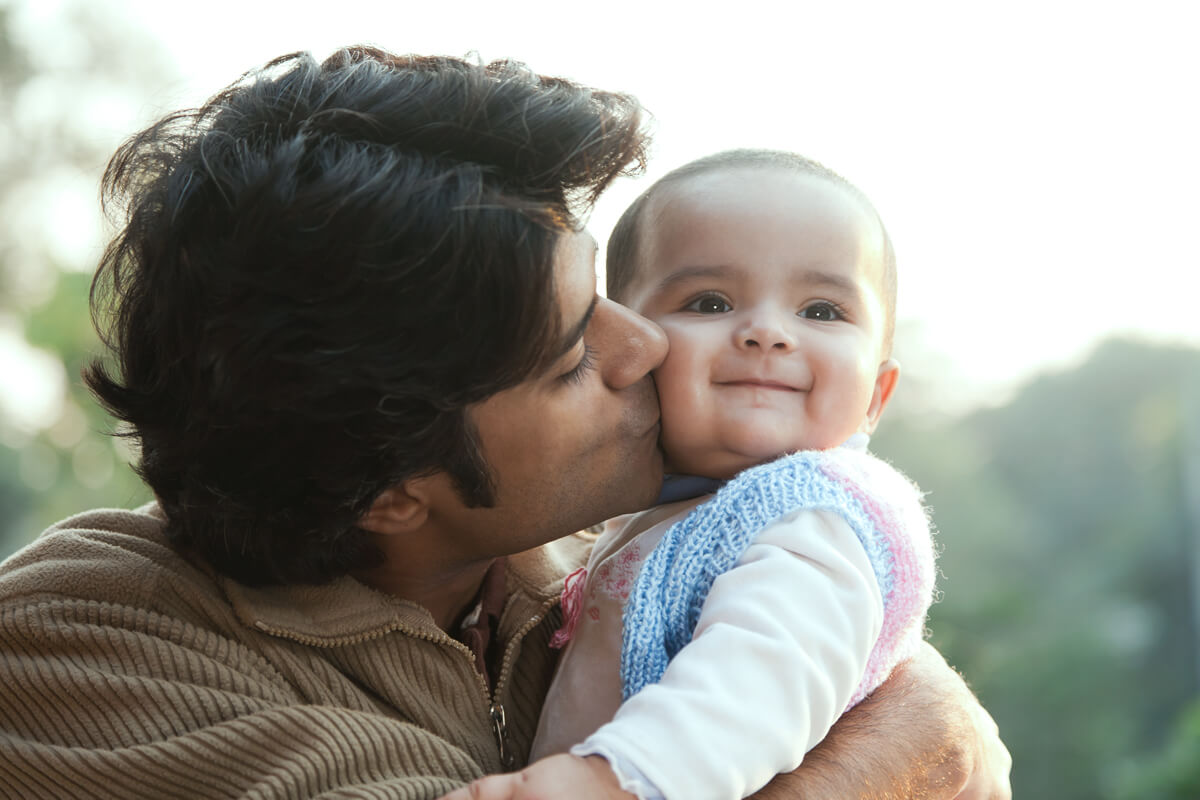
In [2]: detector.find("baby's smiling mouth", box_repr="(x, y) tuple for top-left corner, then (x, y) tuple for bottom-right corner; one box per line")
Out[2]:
(717, 379), (801, 392)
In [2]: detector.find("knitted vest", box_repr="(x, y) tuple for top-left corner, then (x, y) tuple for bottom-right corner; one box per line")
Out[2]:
(620, 447), (935, 705)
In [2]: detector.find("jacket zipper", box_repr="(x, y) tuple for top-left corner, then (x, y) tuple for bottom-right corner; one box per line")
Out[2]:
(254, 593), (559, 771)
(489, 702), (514, 769)
(487, 595), (559, 770)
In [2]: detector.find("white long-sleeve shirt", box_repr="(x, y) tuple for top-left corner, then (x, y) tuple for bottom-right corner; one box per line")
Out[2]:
(531, 500), (884, 800)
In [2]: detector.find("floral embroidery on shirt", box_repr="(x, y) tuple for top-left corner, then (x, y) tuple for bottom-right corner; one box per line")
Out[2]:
(591, 540), (643, 604)
(549, 567), (588, 648)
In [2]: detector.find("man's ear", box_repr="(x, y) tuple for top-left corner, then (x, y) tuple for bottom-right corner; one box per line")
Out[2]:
(861, 358), (900, 434)
(360, 480), (432, 536)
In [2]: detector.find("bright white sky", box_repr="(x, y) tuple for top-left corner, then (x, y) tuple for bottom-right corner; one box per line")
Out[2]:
(4, 0), (1198, 428)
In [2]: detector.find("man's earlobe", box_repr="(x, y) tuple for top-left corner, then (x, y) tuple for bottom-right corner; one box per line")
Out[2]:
(862, 358), (901, 434)
(360, 483), (430, 536)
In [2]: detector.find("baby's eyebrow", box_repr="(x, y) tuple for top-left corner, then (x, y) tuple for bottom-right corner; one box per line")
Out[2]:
(794, 269), (860, 296)
(652, 264), (733, 291)
(653, 265), (862, 299)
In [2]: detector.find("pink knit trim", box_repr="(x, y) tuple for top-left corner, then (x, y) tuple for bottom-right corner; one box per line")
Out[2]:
(549, 567), (588, 649)
(820, 453), (936, 709)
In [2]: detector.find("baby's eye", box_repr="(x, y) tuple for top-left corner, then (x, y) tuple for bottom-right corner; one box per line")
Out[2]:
(685, 294), (732, 314)
(798, 301), (844, 322)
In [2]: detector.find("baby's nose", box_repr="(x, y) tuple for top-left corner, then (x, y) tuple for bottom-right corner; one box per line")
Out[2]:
(737, 314), (797, 351)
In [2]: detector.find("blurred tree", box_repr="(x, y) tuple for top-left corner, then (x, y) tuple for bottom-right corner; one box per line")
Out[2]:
(875, 337), (1200, 800)
(1114, 699), (1200, 799)
(0, 0), (173, 554)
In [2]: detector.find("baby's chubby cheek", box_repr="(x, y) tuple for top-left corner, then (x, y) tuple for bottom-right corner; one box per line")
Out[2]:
(658, 413), (782, 480)
(654, 398), (722, 476)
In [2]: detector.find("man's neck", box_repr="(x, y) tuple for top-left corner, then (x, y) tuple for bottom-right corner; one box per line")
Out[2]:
(354, 557), (495, 632)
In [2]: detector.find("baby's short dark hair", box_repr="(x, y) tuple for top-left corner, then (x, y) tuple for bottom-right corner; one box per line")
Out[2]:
(606, 149), (897, 353)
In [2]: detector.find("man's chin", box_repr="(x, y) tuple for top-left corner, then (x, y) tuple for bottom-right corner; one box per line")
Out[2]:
(615, 474), (664, 518)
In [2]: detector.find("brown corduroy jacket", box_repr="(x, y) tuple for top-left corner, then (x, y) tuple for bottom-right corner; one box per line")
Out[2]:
(0, 505), (585, 799)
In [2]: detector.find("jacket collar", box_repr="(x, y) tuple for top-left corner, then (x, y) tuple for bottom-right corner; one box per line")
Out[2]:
(220, 532), (593, 646)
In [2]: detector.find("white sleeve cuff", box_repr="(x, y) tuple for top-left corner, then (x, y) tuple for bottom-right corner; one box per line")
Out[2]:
(568, 742), (664, 800)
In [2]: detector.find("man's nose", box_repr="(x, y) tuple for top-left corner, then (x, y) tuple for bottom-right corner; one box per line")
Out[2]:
(736, 309), (798, 352)
(598, 299), (668, 390)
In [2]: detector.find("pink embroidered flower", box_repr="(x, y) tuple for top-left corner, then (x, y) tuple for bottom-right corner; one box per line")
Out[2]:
(593, 541), (642, 603)
(549, 567), (588, 649)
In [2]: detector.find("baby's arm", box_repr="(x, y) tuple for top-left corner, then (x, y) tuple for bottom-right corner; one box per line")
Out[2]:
(439, 647), (1011, 800)
(437, 754), (634, 800)
(576, 508), (883, 799)
(749, 642), (1012, 800)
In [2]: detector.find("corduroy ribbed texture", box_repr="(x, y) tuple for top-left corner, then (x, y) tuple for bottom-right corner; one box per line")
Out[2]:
(0, 506), (579, 799)
(620, 447), (936, 706)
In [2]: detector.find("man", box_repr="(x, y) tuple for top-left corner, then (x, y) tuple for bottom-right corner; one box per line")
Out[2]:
(0, 47), (1009, 798)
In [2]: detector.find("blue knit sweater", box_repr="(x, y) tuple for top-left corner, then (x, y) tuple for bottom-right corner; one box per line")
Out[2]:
(620, 447), (932, 702)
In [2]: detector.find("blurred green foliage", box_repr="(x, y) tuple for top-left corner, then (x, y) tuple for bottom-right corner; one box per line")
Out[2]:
(0, 0), (158, 555)
(1114, 699), (1200, 799)
(2, 269), (152, 548)
(0, 3), (1197, 797)
(873, 338), (1200, 799)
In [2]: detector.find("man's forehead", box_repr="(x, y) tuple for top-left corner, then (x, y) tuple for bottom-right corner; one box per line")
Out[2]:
(551, 231), (600, 357)
(558, 229), (599, 268)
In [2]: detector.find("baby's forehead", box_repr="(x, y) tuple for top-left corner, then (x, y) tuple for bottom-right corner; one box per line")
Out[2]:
(640, 168), (885, 270)
(649, 164), (860, 218)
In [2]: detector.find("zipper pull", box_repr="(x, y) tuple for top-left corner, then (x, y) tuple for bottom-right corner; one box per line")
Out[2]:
(489, 702), (516, 770)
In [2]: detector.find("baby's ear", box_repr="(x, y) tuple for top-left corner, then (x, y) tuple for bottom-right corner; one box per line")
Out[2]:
(861, 358), (900, 434)
(359, 481), (432, 536)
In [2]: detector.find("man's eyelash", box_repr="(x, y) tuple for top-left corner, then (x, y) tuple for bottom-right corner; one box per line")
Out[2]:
(561, 345), (597, 385)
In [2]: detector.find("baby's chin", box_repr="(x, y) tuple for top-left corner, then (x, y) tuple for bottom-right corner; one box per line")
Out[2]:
(664, 432), (817, 480)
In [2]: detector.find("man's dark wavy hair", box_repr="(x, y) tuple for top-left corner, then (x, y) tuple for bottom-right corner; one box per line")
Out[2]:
(86, 47), (649, 586)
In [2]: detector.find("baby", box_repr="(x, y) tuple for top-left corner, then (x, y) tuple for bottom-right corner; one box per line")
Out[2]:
(449, 150), (936, 800)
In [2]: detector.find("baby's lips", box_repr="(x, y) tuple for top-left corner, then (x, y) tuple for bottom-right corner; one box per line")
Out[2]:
(716, 377), (803, 392)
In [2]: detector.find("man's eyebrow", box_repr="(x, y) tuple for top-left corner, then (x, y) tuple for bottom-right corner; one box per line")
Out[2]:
(555, 294), (599, 359)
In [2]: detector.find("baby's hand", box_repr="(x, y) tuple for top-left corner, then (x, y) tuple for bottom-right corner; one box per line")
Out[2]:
(437, 754), (634, 800)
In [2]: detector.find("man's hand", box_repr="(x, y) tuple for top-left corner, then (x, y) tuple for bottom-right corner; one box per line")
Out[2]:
(751, 641), (1011, 800)
(891, 641), (1011, 800)
(951, 677), (1011, 800)
(437, 754), (635, 800)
